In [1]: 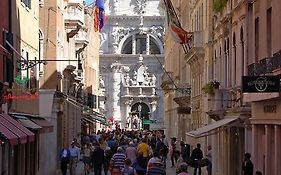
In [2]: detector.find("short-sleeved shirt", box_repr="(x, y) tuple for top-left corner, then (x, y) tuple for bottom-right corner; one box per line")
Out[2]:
(111, 153), (126, 169)
(137, 143), (150, 157)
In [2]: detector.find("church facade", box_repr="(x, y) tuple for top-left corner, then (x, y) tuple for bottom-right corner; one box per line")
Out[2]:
(99, 0), (165, 130)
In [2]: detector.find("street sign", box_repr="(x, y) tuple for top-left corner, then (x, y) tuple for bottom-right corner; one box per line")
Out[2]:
(143, 119), (156, 125)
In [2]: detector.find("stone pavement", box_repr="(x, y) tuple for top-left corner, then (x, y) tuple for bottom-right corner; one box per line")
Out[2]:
(66, 158), (178, 175)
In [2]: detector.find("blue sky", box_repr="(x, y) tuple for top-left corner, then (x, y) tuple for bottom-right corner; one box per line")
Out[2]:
(85, 0), (93, 5)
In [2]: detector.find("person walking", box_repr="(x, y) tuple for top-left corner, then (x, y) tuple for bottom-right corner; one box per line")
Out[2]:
(110, 147), (127, 173)
(206, 145), (212, 175)
(69, 141), (81, 175)
(146, 159), (166, 175)
(180, 141), (190, 163)
(126, 141), (137, 163)
(170, 137), (178, 167)
(91, 143), (105, 175)
(242, 153), (253, 175)
(137, 138), (150, 163)
(83, 143), (92, 175)
(190, 143), (203, 175)
(59, 144), (71, 175)
(177, 163), (190, 175)
(122, 158), (134, 175)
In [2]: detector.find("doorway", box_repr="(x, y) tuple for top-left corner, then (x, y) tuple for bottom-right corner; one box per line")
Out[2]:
(130, 102), (150, 130)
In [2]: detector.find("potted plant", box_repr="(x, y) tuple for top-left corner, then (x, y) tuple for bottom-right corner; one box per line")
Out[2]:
(202, 80), (220, 94)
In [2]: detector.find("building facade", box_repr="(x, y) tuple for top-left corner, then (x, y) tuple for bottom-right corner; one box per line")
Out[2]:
(244, 0), (281, 174)
(99, 0), (165, 130)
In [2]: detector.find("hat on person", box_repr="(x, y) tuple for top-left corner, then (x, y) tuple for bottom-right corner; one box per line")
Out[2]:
(3, 82), (9, 86)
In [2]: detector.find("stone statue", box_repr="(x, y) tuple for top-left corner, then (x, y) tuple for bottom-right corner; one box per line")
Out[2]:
(150, 74), (157, 86)
(99, 76), (105, 88)
(137, 65), (145, 85)
(124, 74), (130, 86)
(130, 71), (138, 86)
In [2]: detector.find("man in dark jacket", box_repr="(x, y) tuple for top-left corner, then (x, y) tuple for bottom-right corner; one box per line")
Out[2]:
(242, 153), (253, 175)
(191, 143), (203, 175)
(92, 143), (105, 175)
(180, 141), (190, 162)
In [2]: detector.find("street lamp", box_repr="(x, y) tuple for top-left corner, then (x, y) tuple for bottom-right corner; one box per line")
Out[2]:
(138, 104), (142, 129)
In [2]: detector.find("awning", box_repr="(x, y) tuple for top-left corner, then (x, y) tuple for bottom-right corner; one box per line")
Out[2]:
(31, 118), (54, 133)
(0, 114), (35, 143)
(18, 119), (42, 130)
(0, 123), (19, 146)
(186, 117), (239, 138)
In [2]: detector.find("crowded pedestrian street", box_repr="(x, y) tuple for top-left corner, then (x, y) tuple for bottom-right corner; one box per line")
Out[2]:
(1, 0), (281, 175)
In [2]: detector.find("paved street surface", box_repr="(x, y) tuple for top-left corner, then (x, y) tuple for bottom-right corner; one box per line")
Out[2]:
(66, 158), (177, 175)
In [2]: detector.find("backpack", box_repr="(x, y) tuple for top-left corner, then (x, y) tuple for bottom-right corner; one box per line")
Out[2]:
(162, 144), (169, 156)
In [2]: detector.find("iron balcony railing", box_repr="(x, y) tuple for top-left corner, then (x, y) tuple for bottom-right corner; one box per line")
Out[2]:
(248, 50), (281, 76)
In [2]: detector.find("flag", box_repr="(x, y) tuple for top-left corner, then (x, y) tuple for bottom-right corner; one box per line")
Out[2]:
(93, 0), (106, 31)
(164, 0), (192, 44)
(93, 6), (99, 32)
(99, 10), (106, 31)
(96, 0), (105, 10)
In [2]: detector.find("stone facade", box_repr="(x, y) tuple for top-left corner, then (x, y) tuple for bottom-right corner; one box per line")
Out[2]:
(99, 0), (165, 130)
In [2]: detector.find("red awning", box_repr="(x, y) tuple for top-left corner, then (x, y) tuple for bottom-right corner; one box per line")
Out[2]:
(0, 123), (19, 146)
(31, 118), (54, 133)
(0, 114), (35, 143)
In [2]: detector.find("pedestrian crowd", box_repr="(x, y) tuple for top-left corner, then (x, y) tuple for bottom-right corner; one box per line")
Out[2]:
(58, 128), (263, 175)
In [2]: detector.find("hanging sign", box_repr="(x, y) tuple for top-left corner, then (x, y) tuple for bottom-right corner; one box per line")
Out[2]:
(242, 76), (280, 93)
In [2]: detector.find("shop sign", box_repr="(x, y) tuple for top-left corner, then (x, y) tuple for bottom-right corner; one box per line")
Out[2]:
(142, 119), (156, 125)
(263, 104), (277, 113)
(3, 94), (39, 100)
(242, 76), (280, 93)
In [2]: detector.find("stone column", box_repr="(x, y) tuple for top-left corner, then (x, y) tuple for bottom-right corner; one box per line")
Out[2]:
(150, 100), (157, 120)
(112, 64), (122, 123)
(132, 35), (136, 54)
(252, 124), (258, 173)
(265, 125), (272, 175)
(274, 125), (280, 175)
(146, 34), (150, 55)
(124, 99), (133, 129)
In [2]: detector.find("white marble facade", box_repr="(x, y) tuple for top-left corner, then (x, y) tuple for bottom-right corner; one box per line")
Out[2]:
(99, 0), (165, 129)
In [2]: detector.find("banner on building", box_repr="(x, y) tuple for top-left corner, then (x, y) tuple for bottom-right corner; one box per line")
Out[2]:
(242, 76), (280, 93)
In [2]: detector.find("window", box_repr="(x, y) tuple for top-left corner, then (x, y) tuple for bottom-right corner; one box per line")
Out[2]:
(267, 8), (272, 57)
(122, 37), (132, 54)
(255, 17), (259, 62)
(121, 33), (161, 55)
(87, 94), (97, 109)
(233, 33), (236, 85)
(136, 34), (146, 54)
(21, 0), (31, 9)
(149, 37), (160, 54)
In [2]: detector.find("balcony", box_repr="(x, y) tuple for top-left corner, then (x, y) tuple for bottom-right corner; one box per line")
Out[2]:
(248, 50), (281, 76)
(173, 83), (191, 107)
(75, 28), (89, 52)
(65, 2), (84, 38)
(160, 72), (174, 91)
(206, 89), (230, 120)
(185, 31), (205, 65)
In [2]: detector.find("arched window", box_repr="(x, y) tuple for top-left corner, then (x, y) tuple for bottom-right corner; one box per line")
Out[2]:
(240, 27), (244, 76)
(233, 33), (236, 85)
(121, 33), (161, 54)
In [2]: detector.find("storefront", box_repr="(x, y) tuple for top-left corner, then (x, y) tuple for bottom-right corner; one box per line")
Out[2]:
(0, 113), (35, 175)
(186, 116), (245, 175)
